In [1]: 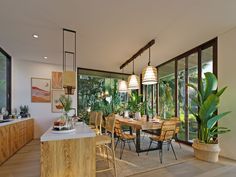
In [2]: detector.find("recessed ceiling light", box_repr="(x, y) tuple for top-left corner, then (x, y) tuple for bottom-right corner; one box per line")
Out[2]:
(44, 56), (48, 59)
(32, 34), (39, 39)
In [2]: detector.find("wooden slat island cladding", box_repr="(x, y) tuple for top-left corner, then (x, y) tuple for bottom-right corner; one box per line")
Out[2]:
(0, 118), (34, 165)
(40, 122), (96, 177)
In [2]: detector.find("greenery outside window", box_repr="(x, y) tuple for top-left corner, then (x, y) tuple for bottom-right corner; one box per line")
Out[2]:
(0, 47), (11, 113)
(77, 68), (129, 122)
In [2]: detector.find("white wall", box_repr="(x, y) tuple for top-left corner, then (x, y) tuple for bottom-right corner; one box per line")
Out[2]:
(12, 60), (77, 138)
(218, 27), (236, 160)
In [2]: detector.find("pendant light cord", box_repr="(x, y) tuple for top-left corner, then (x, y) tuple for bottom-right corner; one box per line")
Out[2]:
(122, 68), (124, 80)
(148, 47), (151, 66)
(132, 60), (135, 74)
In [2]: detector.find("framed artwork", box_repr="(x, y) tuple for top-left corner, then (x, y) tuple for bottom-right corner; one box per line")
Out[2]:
(52, 71), (62, 89)
(52, 90), (65, 113)
(31, 78), (51, 102)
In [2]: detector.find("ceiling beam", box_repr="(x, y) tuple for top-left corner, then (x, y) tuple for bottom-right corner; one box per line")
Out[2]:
(120, 39), (155, 70)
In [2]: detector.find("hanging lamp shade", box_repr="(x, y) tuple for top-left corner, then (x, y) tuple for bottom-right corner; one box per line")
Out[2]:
(63, 71), (76, 95)
(142, 66), (157, 85)
(128, 74), (140, 90)
(142, 47), (157, 85)
(118, 80), (128, 93)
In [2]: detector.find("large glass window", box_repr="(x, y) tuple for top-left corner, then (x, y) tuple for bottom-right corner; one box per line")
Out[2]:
(0, 48), (11, 113)
(158, 61), (175, 119)
(154, 38), (217, 144)
(77, 68), (128, 122)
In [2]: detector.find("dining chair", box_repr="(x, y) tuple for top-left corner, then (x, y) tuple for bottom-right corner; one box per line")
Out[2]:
(88, 111), (97, 129)
(114, 119), (137, 159)
(95, 114), (117, 177)
(169, 117), (181, 149)
(94, 111), (103, 135)
(147, 120), (177, 163)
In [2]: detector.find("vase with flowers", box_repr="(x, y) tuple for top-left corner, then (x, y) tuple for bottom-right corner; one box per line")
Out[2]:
(59, 95), (73, 129)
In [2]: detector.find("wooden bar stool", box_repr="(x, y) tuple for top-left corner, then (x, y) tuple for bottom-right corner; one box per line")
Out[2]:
(95, 114), (117, 177)
(88, 111), (97, 129)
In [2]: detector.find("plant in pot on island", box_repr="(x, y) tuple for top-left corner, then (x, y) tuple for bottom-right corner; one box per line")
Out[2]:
(53, 95), (73, 131)
(128, 92), (145, 120)
(187, 72), (231, 162)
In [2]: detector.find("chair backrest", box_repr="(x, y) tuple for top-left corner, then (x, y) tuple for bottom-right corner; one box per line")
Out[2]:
(96, 112), (103, 134)
(170, 117), (180, 134)
(105, 114), (116, 137)
(89, 111), (97, 125)
(114, 120), (122, 137)
(96, 112), (103, 127)
(159, 121), (176, 141)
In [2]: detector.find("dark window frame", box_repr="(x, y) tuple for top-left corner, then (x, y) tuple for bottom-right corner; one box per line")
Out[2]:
(0, 47), (11, 113)
(142, 38), (217, 145)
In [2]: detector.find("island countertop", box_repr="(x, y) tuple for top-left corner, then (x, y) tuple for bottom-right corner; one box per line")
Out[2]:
(40, 122), (96, 142)
(0, 117), (33, 127)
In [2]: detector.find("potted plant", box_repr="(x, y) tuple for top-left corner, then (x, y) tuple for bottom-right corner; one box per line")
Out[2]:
(187, 72), (231, 162)
(59, 95), (72, 117)
(19, 105), (30, 118)
(127, 92), (145, 119)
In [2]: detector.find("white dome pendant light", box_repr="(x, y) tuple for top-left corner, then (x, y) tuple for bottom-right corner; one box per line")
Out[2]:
(118, 68), (128, 93)
(128, 60), (140, 90)
(142, 47), (157, 85)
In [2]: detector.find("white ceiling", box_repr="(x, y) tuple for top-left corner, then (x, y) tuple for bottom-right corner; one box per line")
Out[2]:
(1, 0), (236, 74)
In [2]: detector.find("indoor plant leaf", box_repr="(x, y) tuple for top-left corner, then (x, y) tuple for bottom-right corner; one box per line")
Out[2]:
(207, 111), (231, 129)
(204, 72), (218, 100)
(199, 94), (219, 122)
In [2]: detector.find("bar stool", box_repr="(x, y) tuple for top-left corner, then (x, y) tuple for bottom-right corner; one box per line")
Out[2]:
(88, 111), (97, 129)
(95, 114), (117, 177)
(94, 112), (103, 135)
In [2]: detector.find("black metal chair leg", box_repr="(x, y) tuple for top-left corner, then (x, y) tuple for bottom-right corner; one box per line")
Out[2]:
(127, 141), (131, 150)
(167, 141), (170, 151)
(159, 142), (163, 163)
(115, 138), (119, 150)
(146, 140), (153, 155)
(170, 142), (177, 160)
(178, 142), (181, 149)
(120, 141), (126, 159)
(132, 139), (139, 156)
(119, 139), (123, 159)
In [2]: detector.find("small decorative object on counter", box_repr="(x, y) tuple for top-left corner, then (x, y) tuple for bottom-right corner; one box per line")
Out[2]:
(58, 95), (74, 130)
(19, 105), (30, 118)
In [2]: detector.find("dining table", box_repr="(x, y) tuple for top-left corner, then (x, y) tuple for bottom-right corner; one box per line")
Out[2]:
(116, 116), (163, 153)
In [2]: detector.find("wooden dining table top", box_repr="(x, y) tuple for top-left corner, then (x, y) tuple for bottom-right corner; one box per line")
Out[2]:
(116, 116), (163, 130)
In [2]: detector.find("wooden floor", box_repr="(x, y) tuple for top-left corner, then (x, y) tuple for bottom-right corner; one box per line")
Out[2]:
(0, 140), (236, 177)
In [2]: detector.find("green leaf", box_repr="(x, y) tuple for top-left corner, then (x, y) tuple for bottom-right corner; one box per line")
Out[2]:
(199, 79), (205, 100)
(204, 72), (218, 100)
(209, 129), (230, 136)
(199, 94), (219, 122)
(216, 86), (227, 97)
(207, 111), (231, 129)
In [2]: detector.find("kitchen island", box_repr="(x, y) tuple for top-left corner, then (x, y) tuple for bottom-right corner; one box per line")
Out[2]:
(40, 122), (96, 177)
(0, 118), (34, 165)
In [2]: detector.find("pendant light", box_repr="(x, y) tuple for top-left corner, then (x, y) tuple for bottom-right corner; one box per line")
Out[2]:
(62, 29), (77, 95)
(142, 47), (157, 85)
(118, 68), (128, 93)
(128, 60), (140, 90)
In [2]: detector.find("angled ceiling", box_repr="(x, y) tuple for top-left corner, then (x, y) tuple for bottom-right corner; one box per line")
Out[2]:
(0, 0), (236, 74)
